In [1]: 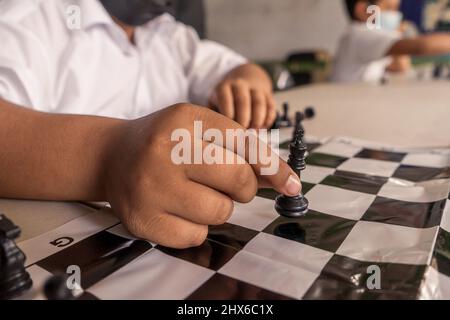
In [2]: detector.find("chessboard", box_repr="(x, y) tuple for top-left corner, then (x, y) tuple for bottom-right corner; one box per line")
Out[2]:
(14, 135), (450, 300)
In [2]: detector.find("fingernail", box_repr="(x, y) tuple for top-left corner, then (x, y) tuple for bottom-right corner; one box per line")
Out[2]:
(285, 175), (301, 196)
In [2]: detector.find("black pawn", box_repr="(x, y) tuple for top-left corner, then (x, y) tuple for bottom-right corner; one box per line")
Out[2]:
(44, 273), (75, 300)
(271, 111), (282, 129)
(282, 102), (293, 127)
(0, 214), (32, 300)
(433, 64), (443, 79)
(275, 129), (309, 218)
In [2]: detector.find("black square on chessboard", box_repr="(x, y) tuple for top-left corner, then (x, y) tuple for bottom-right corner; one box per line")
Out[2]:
(257, 183), (315, 201)
(355, 149), (407, 162)
(303, 254), (426, 300)
(187, 273), (291, 300)
(158, 239), (239, 271)
(157, 223), (258, 271)
(306, 153), (348, 169)
(393, 165), (450, 182)
(36, 231), (152, 289)
(263, 210), (357, 253)
(208, 223), (258, 251)
(431, 228), (450, 277)
(320, 170), (388, 195)
(362, 197), (447, 229)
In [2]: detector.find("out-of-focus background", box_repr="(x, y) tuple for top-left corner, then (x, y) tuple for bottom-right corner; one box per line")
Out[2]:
(175, 0), (450, 89)
(205, 0), (438, 60)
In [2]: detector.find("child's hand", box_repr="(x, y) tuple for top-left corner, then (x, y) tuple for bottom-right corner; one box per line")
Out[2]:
(104, 103), (301, 249)
(210, 64), (277, 129)
(386, 55), (411, 74)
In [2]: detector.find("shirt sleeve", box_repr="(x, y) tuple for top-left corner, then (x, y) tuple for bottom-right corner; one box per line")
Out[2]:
(170, 22), (248, 106)
(0, 21), (49, 109)
(351, 27), (401, 64)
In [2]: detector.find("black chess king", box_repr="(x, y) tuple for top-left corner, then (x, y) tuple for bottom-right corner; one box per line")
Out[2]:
(275, 129), (309, 218)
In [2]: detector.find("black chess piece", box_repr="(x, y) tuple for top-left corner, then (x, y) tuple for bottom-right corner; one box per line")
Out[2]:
(292, 111), (304, 142)
(281, 102), (293, 128)
(292, 107), (316, 142)
(433, 64), (444, 79)
(44, 273), (75, 300)
(275, 129), (309, 218)
(271, 111), (282, 129)
(0, 214), (32, 300)
(304, 106), (315, 120)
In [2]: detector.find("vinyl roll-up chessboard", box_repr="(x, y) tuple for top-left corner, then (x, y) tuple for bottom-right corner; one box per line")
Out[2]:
(16, 136), (450, 300)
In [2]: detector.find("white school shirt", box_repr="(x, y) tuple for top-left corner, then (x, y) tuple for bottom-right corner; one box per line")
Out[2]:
(331, 23), (401, 83)
(0, 0), (246, 119)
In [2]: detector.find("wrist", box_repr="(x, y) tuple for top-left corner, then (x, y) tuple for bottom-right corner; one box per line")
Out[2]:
(94, 118), (129, 201)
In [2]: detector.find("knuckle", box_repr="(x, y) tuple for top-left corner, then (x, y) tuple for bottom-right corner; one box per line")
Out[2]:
(251, 89), (264, 103)
(232, 79), (249, 91)
(233, 168), (257, 203)
(234, 167), (255, 190)
(212, 197), (234, 224)
(188, 227), (208, 247)
(239, 185), (257, 203)
(171, 103), (206, 121)
(146, 132), (169, 154)
(172, 103), (194, 114)
(218, 82), (230, 92)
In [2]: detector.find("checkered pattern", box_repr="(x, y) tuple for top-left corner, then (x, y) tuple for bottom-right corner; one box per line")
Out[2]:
(18, 137), (450, 300)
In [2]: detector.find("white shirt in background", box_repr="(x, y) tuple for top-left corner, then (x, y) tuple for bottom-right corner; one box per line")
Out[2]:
(0, 0), (246, 119)
(331, 23), (401, 83)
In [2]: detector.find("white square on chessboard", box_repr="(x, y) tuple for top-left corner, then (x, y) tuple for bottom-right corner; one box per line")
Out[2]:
(219, 250), (324, 300)
(419, 266), (450, 300)
(301, 165), (336, 184)
(441, 200), (450, 232)
(337, 221), (438, 265)
(88, 250), (214, 299)
(379, 179), (450, 203)
(313, 140), (362, 158)
(337, 158), (400, 178)
(402, 153), (450, 168)
(244, 233), (333, 275)
(307, 184), (376, 220)
(228, 197), (279, 232)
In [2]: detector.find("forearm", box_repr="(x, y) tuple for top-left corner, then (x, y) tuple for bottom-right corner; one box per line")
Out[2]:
(389, 33), (450, 56)
(0, 99), (124, 201)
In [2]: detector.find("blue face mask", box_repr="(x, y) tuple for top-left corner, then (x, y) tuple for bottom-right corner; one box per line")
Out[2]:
(99, 0), (172, 26)
(379, 11), (403, 31)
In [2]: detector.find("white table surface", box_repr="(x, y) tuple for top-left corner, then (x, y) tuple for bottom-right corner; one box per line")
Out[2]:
(275, 80), (450, 148)
(2, 80), (450, 242)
